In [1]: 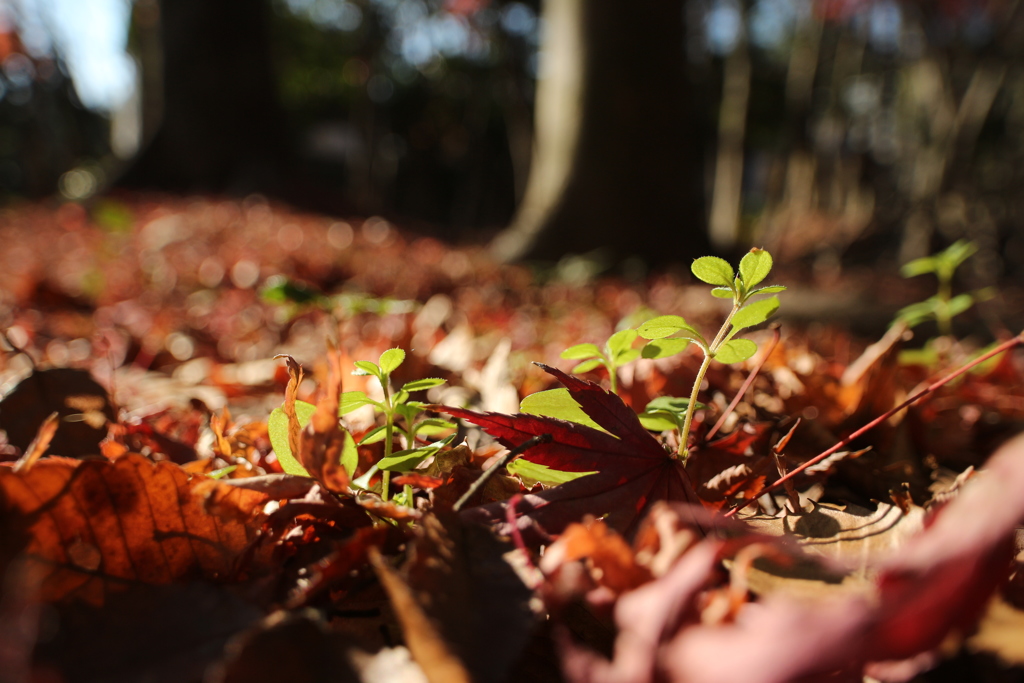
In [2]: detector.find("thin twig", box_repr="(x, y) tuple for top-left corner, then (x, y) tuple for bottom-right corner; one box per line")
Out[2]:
(724, 331), (1024, 518)
(705, 326), (781, 442)
(453, 434), (552, 512)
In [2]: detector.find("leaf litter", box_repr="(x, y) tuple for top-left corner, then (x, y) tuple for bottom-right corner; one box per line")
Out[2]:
(1, 197), (1024, 681)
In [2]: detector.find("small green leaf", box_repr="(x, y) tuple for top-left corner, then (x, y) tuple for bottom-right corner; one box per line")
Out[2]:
(341, 430), (358, 478)
(946, 292), (975, 317)
(938, 240), (978, 273)
(401, 377), (446, 392)
(340, 390), (380, 415)
(413, 419), (457, 438)
(571, 358), (604, 374)
(896, 298), (940, 328)
(506, 459), (596, 488)
(520, 388), (606, 432)
(710, 287), (734, 299)
(393, 389), (410, 405)
(901, 255), (939, 278)
(637, 412), (679, 432)
(268, 400), (317, 477)
(353, 360), (381, 377)
(606, 329), (639, 359)
(394, 401), (425, 424)
(714, 338), (758, 364)
(377, 436), (455, 472)
(691, 256), (735, 287)
(561, 343), (601, 360)
(731, 296), (780, 331)
(613, 348), (641, 365)
(645, 396), (700, 413)
(379, 348), (406, 375)
(638, 315), (688, 340)
(739, 248), (773, 288)
(359, 424), (388, 445)
(641, 338), (690, 359)
(749, 285), (787, 295)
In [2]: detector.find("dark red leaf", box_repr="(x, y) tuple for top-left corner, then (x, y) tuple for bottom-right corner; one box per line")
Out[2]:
(439, 365), (700, 539)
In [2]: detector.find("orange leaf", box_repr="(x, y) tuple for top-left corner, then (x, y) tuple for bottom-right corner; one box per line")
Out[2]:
(0, 454), (275, 605)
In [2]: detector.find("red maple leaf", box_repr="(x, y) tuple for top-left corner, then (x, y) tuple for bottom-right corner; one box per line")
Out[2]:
(440, 365), (702, 540)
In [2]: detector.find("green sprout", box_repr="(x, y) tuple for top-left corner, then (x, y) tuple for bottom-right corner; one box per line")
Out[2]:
(560, 328), (641, 395)
(339, 348), (455, 502)
(896, 240), (990, 337)
(637, 248), (784, 458)
(267, 348), (455, 505)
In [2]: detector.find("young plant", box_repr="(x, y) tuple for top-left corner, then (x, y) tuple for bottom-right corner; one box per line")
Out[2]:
(339, 348), (454, 501)
(895, 240), (988, 336)
(560, 328), (641, 394)
(637, 248), (784, 458)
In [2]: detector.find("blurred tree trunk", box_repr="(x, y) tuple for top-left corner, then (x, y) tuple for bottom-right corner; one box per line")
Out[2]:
(117, 0), (289, 193)
(491, 0), (709, 266)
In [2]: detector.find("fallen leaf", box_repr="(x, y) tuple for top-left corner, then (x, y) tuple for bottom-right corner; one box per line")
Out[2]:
(440, 365), (701, 539)
(0, 368), (115, 458)
(0, 454), (275, 605)
(370, 546), (473, 683)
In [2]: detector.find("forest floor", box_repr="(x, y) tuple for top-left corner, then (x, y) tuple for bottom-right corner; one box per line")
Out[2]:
(1, 193), (1024, 683)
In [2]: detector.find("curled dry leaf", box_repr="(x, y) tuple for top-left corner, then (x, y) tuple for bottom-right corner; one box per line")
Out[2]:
(0, 454), (275, 606)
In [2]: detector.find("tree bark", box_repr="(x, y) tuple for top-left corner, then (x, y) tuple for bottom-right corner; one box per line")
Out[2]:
(116, 0), (289, 193)
(491, 0), (709, 266)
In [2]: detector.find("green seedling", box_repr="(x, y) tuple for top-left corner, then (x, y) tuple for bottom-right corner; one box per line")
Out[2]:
(560, 328), (641, 394)
(637, 248), (784, 458)
(339, 348), (455, 501)
(267, 398), (359, 479)
(896, 240), (991, 336)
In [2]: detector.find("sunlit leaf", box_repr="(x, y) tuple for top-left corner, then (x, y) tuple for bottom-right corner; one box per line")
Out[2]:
(637, 411), (678, 432)
(901, 255), (939, 278)
(520, 388), (605, 432)
(401, 377), (446, 393)
(691, 256), (735, 287)
(606, 329), (639, 360)
(613, 348), (641, 365)
(506, 459), (596, 488)
(731, 296), (779, 331)
(711, 287), (734, 299)
(947, 292), (975, 318)
(353, 360), (381, 377)
(377, 436), (455, 472)
(739, 248), (773, 288)
(715, 338), (758, 364)
(641, 338), (690, 359)
(268, 400), (317, 476)
(379, 348), (406, 375)
(561, 343), (601, 360)
(341, 429), (358, 478)
(645, 396), (698, 414)
(749, 285), (787, 295)
(340, 390), (379, 415)
(571, 358), (604, 374)
(638, 315), (689, 340)
(359, 424), (388, 445)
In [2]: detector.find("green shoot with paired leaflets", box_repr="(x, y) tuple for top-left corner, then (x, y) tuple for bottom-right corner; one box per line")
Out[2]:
(895, 240), (993, 337)
(268, 347), (455, 504)
(560, 328), (641, 394)
(637, 248), (783, 457)
(537, 248), (783, 462)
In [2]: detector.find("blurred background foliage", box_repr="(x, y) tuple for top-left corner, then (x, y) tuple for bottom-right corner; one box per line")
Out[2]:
(0, 0), (1022, 281)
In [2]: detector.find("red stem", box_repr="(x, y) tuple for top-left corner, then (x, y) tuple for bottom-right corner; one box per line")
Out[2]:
(724, 331), (1024, 518)
(705, 327), (780, 443)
